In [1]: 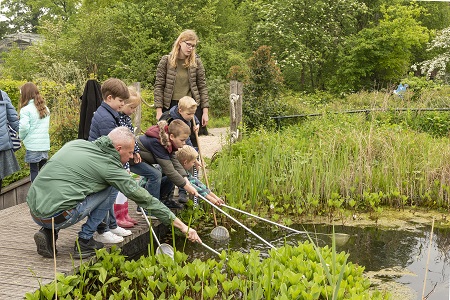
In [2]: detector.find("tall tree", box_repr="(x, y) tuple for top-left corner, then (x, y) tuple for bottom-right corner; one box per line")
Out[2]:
(334, 4), (430, 92)
(253, 0), (367, 92)
(414, 27), (450, 82)
(1, 0), (79, 33)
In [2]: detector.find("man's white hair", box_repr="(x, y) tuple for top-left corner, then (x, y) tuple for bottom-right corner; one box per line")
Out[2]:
(108, 126), (135, 146)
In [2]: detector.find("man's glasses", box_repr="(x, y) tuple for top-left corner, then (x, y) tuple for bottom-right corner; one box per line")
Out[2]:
(183, 41), (196, 49)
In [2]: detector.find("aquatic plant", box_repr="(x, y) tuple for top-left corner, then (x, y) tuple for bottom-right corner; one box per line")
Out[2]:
(24, 242), (389, 299)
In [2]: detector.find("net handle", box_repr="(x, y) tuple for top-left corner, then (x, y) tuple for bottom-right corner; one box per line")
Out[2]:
(140, 207), (162, 247)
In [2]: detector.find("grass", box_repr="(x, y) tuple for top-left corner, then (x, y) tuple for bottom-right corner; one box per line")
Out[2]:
(209, 112), (450, 216)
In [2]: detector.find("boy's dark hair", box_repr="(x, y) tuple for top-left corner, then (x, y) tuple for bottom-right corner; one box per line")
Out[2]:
(101, 78), (130, 100)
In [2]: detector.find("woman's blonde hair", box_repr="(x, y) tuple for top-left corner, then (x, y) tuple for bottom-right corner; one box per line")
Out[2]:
(169, 29), (198, 68)
(19, 82), (49, 119)
(176, 145), (198, 163)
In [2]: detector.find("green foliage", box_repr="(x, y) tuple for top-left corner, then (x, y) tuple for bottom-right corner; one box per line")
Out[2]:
(25, 243), (388, 299)
(243, 45), (287, 129)
(0, 78), (25, 107)
(206, 76), (230, 118)
(333, 4), (430, 92)
(0, 46), (39, 81)
(1, 0), (79, 33)
(413, 27), (450, 82)
(253, 0), (367, 92)
(1, 0), (450, 94)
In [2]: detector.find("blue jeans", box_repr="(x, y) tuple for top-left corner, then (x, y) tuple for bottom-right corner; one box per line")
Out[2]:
(31, 187), (116, 240)
(130, 162), (173, 199)
(97, 187), (118, 234)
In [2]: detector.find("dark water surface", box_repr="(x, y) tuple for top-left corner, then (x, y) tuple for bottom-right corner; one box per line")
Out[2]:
(169, 223), (450, 300)
(146, 222), (450, 299)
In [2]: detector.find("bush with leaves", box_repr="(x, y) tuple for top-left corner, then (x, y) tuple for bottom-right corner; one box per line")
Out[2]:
(242, 46), (288, 130)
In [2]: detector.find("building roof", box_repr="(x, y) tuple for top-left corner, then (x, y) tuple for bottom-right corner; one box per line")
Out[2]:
(0, 33), (42, 52)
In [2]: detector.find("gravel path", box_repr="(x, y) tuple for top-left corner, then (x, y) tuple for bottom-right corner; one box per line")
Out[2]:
(197, 127), (228, 159)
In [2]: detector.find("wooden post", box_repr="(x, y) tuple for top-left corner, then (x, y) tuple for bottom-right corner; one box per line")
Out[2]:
(230, 80), (243, 142)
(132, 82), (142, 135)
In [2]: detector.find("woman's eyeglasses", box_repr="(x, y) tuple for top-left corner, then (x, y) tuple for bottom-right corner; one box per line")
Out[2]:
(183, 41), (196, 49)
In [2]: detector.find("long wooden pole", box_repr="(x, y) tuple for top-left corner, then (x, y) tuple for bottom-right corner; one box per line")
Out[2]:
(195, 131), (218, 226)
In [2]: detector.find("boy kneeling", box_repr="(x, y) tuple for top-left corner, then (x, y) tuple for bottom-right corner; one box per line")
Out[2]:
(175, 145), (224, 206)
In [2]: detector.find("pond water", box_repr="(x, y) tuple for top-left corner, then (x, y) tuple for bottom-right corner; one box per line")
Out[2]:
(152, 221), (450, 300)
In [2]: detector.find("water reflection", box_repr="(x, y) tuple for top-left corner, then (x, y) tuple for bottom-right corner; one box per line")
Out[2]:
(149, 223), (450, 300)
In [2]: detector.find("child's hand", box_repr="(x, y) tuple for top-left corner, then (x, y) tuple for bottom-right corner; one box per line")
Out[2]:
(184, 183), (197, 196)
(193, 124), (199, 133)
(213, 197), (225, 206)
(195, 159), (202, 169)
(133, 153), (142, 164)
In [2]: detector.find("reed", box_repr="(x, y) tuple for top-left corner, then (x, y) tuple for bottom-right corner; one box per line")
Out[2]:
(211, 113), (450, 213)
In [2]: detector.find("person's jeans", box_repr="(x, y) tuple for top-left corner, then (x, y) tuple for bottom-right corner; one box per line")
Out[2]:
(130, 162), (173, 199)
(97, 187), (118, 234)
(31, 187), (115, 240)
(30, 159), (47, 182)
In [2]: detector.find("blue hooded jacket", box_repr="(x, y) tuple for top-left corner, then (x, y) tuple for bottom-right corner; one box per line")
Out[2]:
(0, 90), (20, 151)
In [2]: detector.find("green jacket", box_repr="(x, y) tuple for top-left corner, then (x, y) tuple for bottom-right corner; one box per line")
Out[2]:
(26, 136), (176, 225)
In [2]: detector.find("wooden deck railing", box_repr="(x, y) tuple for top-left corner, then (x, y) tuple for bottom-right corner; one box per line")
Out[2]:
(0, 177), (31, 210)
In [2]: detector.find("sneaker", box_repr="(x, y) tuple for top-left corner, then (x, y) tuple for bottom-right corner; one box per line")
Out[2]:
(74, 238), (104, 259)
(110, 226), (132, 237)
(94, 231), (124, 243)
(34, 228), (56, 258)
(162, 199), (183, 209)
(177, 192), (188, 204)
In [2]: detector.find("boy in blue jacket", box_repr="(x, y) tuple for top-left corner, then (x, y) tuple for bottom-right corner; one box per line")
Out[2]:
(88, 78), (131, 244)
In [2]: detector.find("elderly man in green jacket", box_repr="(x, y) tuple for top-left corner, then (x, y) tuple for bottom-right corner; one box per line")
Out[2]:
(27, 126), (201, 258)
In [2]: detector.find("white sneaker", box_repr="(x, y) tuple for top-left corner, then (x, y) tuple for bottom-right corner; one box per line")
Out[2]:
(110, 226), (132, 237)
(94, 231), (124, 243)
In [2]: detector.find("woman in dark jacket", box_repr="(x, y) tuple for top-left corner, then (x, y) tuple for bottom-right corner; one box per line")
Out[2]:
(154, 29), (209, 140)
(0, 90), (20, 193)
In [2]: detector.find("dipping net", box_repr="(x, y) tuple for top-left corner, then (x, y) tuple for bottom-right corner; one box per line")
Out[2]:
(210, 226), (230, 241)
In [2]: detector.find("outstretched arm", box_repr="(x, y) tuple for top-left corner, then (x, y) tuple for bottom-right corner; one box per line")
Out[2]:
(173, 217), (202, 243)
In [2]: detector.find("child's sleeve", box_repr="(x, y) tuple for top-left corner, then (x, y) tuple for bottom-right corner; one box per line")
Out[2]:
(18, 108), (31, 139)
(188, 174), (210, 197)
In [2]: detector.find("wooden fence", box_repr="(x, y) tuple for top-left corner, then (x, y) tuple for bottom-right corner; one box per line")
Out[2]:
(0, 177), (31, 210)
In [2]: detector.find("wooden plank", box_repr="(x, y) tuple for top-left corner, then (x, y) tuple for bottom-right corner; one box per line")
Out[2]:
(0, 201), (154, 299)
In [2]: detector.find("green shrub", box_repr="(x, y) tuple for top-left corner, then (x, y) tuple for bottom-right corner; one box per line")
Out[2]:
(207, 76), (230, 118)
(243, 46), (287, 130)
(0, 78), (26, 107)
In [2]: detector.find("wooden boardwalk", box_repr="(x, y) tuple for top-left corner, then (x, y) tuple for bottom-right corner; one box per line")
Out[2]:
(0, 201), (155, 299)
